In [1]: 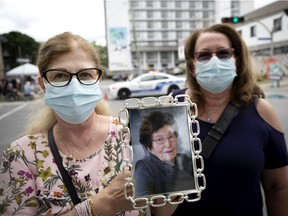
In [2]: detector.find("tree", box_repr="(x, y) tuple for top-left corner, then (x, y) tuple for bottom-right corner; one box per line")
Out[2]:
(1, 31), (40, 72)
(92, 42), (108, 74)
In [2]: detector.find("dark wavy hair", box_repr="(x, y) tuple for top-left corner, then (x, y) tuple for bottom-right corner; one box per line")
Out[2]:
(139, 111), (179, 150)
(184, 24), (264, 109)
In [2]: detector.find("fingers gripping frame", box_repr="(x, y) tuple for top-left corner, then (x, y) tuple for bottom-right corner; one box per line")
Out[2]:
(118, 95), (206, 209)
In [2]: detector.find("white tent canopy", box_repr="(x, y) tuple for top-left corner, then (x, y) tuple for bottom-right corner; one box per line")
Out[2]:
(6, 63), (39, 77)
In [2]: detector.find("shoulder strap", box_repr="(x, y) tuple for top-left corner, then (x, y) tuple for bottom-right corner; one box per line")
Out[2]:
(48, 128), (81, 205)
(201, 103), (239, 159)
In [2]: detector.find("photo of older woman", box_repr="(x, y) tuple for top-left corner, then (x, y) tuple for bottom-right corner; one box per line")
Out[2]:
(130, 108), (195, 197)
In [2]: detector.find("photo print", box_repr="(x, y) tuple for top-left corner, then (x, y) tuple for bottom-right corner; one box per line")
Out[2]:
(128, 105), (196, 198)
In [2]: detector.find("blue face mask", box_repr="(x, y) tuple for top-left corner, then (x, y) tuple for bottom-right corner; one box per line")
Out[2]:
(44, 78), (103, 124)
(195, 56), (237, 94)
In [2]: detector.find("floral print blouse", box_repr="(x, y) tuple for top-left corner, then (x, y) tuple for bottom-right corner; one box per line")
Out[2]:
(0, 117), (149, 216)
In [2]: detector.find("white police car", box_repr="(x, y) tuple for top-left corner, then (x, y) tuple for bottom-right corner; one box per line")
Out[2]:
(108, 72), (186, 99)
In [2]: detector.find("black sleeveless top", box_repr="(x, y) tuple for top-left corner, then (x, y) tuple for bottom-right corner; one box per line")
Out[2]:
(171, 89), (288, 216)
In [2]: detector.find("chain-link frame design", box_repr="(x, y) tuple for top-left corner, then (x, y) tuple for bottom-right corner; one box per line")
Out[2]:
(117, 95), (206, 209)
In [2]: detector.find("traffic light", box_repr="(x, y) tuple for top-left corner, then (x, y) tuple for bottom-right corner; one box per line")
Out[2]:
(221, 16), (245, 24)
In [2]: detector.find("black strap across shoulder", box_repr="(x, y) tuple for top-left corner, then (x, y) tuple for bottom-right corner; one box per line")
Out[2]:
(201, 103), (239, 159)
(48, 128), (81, 205)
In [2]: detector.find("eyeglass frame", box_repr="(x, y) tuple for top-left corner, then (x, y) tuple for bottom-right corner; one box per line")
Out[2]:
(194, 48), (234, 62)
(152, 133), (178, 145)
(41, 67), (103, 87)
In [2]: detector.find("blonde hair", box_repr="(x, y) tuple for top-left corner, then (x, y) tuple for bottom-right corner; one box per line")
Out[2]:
(25, 32), (111, 134)
(184, 24), (264, 109)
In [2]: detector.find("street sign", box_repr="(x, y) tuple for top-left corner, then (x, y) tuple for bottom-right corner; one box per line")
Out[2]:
(258, 37), (272, 40)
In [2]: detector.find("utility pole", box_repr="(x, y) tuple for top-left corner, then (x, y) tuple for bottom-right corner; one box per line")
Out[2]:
(256, 20), (274, 56)
(256, 12), (287, 56)
(130, 3), (141, 76)
(0, 37), (4, 78)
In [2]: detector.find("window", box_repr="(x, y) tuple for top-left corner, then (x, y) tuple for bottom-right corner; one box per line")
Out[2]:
(189, 11), (195, 18)
(141, 76), (155, 82)
(176, 21), (182, 28)
(175, 2), (182, 8)
(176, 31), (183, 39)
(147, 22), (153, 29)
(161, 11), (168, 18)
(190, 21), (196, 28)
(203, 11), (209, 18)
(147, 11), (153, 18)
(161, 52), (169, 61)
(175, 11), (182, 18)
(203, 21), (209, 27)
(130, 1), (138, 8)
(161, 1), (167, 7)
(162, 21), (168, 29)
(147, 52), (157, 61)
(189, 1), (195, 8)
(273, 17), (282, 32)
(162, 31), (169, 39)
(154, 75), (168, 80)
(250, 26), (256, 37)
(146, 1), (153, 7)
(148, 32), (154, 39)
(203, 1), (209, 8)
(231, 1), (239, 9)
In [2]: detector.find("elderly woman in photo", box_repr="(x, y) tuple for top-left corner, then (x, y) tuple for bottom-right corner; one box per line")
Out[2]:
(135, 111), (195, 197)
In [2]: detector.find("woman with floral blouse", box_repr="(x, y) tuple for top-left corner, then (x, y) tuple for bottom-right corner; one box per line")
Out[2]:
(0, 32), (150, 216)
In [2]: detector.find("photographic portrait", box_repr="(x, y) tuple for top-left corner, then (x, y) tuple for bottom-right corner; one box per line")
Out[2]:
(128, 105), (196, 198)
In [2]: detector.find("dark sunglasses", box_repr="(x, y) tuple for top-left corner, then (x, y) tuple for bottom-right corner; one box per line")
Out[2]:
(194, 48), (234, 62)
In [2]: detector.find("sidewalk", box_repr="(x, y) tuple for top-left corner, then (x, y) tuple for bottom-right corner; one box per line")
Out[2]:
(259, 76), (288, 98)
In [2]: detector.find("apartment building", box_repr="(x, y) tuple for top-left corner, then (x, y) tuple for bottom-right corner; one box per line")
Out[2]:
(105, 0), (253, 76)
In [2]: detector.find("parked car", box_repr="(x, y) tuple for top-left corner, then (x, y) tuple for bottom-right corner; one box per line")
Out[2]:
(108, 71), (186, 99)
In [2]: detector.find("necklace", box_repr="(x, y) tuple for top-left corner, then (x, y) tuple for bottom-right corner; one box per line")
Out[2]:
(204, 107), (218, 122)
(57, 125), (96, 159)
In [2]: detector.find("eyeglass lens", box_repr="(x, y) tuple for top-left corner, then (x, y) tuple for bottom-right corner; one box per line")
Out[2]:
(44, 68), (101, 87)
(195, 48), (234, 62)
(153, 135), (177, 145)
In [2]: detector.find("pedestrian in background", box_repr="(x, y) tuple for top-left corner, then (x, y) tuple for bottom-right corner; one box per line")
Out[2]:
(154, 23), (288, 216)
(0, 32), (150, 216)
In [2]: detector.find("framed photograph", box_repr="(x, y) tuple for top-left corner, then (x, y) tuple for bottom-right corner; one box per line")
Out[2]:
(129, 105), (195, 197)
(119, 96), (205, 208)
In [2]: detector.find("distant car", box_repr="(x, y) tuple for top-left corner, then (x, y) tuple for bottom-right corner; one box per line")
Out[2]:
(108, 72), (186, 99)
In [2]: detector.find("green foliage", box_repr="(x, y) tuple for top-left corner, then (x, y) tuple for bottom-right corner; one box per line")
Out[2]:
(92, 42), (108, 72)
(1, 31), (40, 70)
(0, 31), (107, 77)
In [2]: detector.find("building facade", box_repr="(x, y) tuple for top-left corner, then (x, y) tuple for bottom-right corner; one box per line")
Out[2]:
(235, 1), (288, 76)
(105, 0), (253, 76)
(235, 1), (288, 56)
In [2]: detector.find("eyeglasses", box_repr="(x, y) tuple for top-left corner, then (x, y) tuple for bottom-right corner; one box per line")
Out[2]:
(152, 134), (177, 145)
(41, 68), (102, 87)
(194, 48), (234, 62)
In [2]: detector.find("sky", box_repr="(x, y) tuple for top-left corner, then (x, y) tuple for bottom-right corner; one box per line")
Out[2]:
(0, 0), (278, 46)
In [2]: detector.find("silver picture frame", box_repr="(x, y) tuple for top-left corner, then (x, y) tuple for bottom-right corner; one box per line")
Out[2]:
(118, 95), (206, 209)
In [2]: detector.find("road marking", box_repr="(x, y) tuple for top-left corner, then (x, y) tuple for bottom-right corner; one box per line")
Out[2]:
(0, 104), (28, 121)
